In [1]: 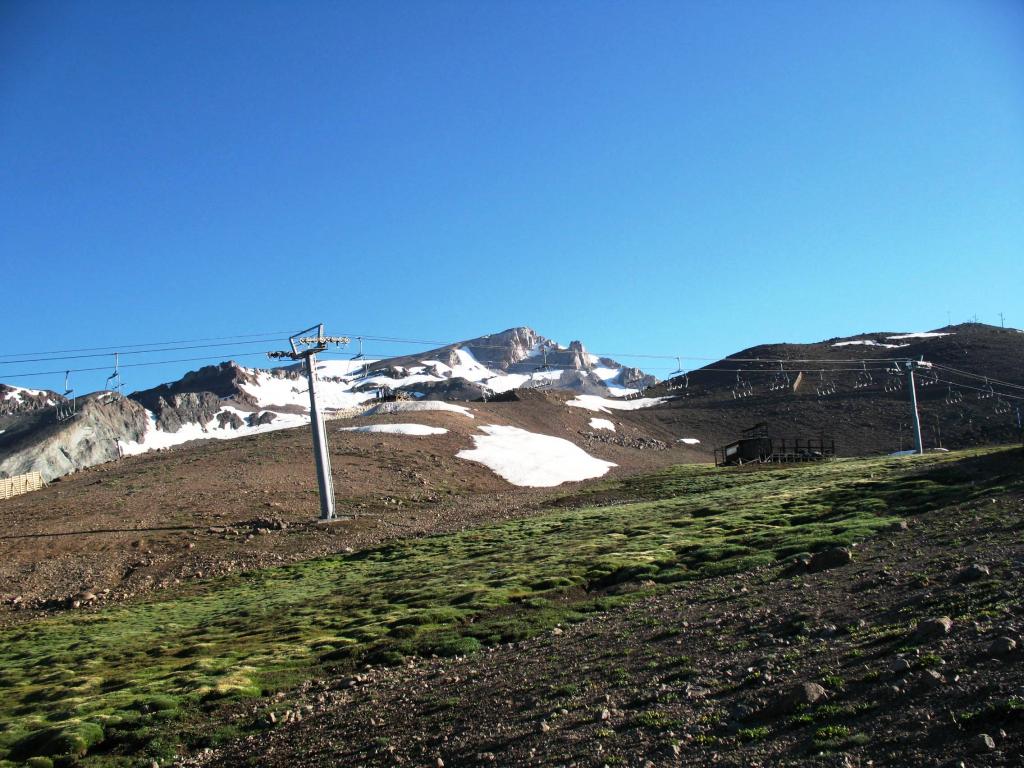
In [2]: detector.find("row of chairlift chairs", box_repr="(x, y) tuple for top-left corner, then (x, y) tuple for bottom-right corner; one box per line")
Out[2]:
(55, 354), (125, 423)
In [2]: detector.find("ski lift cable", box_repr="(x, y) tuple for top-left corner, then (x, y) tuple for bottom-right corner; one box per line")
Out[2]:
(0, 350), (283, 380)
(934, 377), (1024, 401)
(0, 336), (291, 366)
(929, 364), (1024, 392)
(0, 330), (296, 360)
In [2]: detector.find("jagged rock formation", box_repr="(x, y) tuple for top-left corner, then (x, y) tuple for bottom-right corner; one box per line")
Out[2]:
(0, 394), (148, 481)
(0, 385), (64, 417)
(132, 362), (262, 410)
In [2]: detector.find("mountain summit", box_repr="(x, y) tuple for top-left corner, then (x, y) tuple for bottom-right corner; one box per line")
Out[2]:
(0, 327), (654, 481)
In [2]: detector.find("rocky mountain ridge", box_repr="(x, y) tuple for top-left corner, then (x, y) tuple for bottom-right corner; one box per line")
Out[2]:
(0, 327), (652, 480)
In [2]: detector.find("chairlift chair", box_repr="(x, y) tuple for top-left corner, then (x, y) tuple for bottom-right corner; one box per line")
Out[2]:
(537, 345), (552, 372)
(883, 365), (903, 393)
(768, 362), (791, 392)
(667, 357), (689, 392)
(854, 362), (874, 390)
(56, 370), (77, 422)
(978, 378), (995, 400)
(994, 397), (1011, 416)
(815, 371), (837, 397)
(105, 353), (123, 399)
(732, 370), (753, 399)
(944, 386), (964, 405)
(349, 336), (367, 378)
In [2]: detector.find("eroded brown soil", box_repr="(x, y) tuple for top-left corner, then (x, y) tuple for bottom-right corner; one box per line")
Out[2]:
(0, 394), (699, 620)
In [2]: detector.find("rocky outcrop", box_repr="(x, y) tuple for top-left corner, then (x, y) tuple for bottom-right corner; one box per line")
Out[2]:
(413, 379), (490, 401)
(0, 385), (64, 417)
(247, 411), (277, 427)
(131, 362), (260, 411)
(614, 366), (657, 391)
(0, 394), (148, 481)
(148, 392), (224, 433)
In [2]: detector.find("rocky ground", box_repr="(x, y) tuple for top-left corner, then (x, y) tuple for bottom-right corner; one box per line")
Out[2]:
(199, 468), (1024, 768)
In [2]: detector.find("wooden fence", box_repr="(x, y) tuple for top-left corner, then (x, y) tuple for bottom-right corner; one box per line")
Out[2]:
(0, 471), (45, 500)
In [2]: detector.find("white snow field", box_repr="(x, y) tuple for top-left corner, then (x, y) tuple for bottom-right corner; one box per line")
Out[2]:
(361, 401), (474, 418)
(831, 340), (908, 349)
(118, 407), (308, 457)
(566, 395), (670, 414)
(457, 425), (617, 487)
(339, 424), (448, 436)
(886, 332), (953, 340)
(238, 368), (376, 412)
(677, 438), (701, 445)
(589, 417), (615, 431)
(340, 347), (564, 396)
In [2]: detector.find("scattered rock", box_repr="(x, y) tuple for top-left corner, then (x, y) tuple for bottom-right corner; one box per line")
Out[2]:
(766, 682), (827, 715)
(990, 636), (1017, 656)
(955, 564), (990, 583)
(890, 658), (912, 676)
(912, 617), (953, 643)
(917, 669), (946, 689)
(808, 547), (852, 573)
(973, 733), (996, 752)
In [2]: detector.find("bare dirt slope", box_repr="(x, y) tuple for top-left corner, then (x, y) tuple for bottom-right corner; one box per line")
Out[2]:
(0, 391), (695, 618)
(637, 323), (1024, 457)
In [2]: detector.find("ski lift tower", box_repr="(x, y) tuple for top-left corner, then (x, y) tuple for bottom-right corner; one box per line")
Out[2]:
(904, 358), (930, 455)
(268, 324), (350, 520)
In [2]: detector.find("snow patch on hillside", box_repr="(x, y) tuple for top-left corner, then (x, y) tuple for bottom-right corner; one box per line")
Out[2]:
(457, 425), (616, 487)
(362, 401), (474, 418)
(589, 418), (615, 432)
(678, 438), (701, 445)
(832, 340), (908, 349)
(1, 385), (56, 404)
(886, 332), (953, 340)
(339, 424), (447, 436)
(118, 407), (307, 457)
(566, 395), (670, 414)
(239, 369), (376, 411)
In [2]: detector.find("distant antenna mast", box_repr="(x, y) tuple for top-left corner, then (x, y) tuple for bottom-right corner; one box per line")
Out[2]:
(269, 324), (350, 520)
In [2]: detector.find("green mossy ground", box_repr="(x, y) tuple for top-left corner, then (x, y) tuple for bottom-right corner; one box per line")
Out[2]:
(0, 448), (1015, 765)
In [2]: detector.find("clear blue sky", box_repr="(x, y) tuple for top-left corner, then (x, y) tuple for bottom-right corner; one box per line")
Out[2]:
(2, 0), (1022, 392)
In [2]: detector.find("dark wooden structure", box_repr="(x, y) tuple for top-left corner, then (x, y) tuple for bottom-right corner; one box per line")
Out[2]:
(715, 422), (835, 467)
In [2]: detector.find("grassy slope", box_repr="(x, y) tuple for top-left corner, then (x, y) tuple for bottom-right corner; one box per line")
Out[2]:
(0, 448), (1015, 766)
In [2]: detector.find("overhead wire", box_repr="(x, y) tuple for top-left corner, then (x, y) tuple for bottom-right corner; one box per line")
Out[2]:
(930, 363), (1024, 392)
(934, 377), (1024, 402)
(0, 330), (294, 359)
(0, 337), (292, 366)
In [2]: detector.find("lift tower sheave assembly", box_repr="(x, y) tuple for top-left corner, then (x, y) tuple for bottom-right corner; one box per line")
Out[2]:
(268, 324), (350, 520)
